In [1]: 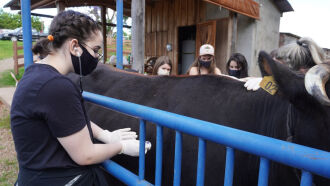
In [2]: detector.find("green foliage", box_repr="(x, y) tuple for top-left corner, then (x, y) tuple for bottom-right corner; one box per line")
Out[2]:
(0, 40), (23, 60)
(31, 16), (42, 32)
(0, 114), (10, 129)
(0, 68), (24, 87)
(0, 9), (43, 31)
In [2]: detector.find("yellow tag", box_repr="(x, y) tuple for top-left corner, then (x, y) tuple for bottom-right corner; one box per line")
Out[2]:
(260, 76), (278, 95)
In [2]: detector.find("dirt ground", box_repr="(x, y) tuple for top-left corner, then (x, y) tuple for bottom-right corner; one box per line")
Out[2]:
(0, 101), (18, 185)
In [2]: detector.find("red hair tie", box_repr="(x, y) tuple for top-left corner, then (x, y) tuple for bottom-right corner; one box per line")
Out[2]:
(47, 35), (54, 41)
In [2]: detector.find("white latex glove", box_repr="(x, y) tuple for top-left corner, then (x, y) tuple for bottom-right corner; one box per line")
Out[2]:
(119, 140), (152, 157)
(244, 77), (262, 91)
(98, 128), (137, 144)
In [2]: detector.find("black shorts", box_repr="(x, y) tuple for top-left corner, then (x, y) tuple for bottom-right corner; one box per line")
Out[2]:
(16, 165), (108, 186)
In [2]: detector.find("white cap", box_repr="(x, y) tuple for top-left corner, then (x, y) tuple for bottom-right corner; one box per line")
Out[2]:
(199, 44), (214, 56)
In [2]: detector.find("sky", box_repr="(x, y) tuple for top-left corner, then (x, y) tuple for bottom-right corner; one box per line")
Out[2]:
(1, 0), (329, 48)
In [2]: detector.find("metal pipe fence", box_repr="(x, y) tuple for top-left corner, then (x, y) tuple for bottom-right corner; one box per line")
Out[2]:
(83, 91), (330, 186)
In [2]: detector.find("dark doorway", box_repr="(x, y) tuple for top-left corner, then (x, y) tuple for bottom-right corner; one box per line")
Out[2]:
(178, 25), (196, 74)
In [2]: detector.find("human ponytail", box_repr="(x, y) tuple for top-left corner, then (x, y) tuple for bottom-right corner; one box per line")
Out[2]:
(32, 37), (52, 59)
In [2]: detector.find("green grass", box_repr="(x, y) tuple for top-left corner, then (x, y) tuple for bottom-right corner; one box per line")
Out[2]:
(0, 114), (10, 129)
(0, 67), (24, 87)
(0, 159), (18, 186)
(0, 40), (23, 60)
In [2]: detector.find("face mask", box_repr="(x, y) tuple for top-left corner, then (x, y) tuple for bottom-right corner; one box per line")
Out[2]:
(199, 59), (211, 68)
(71, 44), (98, 76)
(157, 68), (170, 75)
(228, 69), (241, 78)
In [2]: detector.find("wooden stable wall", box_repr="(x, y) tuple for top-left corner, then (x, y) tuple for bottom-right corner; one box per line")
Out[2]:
(145, 0), (206, 74)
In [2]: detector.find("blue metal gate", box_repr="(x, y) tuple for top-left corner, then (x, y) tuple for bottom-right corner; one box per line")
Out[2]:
(19, 1), (330, 185)
(83, 91), (330, 186)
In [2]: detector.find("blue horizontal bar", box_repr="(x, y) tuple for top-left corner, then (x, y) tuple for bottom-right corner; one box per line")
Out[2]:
(102, 160), (152, 186)
(83, 91), (330, 179)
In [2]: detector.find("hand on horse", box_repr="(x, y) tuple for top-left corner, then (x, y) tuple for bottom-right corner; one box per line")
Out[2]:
(120, 140), (152, 157)
(98, 128), (137, 144)
(244, 77), (262, 91)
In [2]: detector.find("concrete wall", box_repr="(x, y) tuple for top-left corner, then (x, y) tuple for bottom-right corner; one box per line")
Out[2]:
(204, 1), (282, 76)
(236, 15), (255, 76)
(250, 0), (282, 76)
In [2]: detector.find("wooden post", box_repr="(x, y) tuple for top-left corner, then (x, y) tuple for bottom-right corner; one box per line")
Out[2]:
(56, 0), (65, 13)
(13, 40), (18, 75)
(101, 6), (107, 64)
(131, 0), (145, 73)
(230, 12), (237, 54)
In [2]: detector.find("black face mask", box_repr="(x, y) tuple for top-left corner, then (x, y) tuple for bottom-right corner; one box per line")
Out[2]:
(71, 44), (98, 76)
(199, 59), (211, 68)
(228, 69), (241, 78)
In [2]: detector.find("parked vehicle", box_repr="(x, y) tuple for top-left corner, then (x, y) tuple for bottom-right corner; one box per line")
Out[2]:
(7, 27), (45, 41)
(0, 29), (14, 40)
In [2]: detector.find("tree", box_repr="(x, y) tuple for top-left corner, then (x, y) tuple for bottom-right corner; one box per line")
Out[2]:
(0, 9), (43, 31)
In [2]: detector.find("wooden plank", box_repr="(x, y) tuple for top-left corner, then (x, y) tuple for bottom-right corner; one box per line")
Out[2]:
(215, 18), (230, 73)
(151, 3), (157, 32)
(197, 0), (206, 23)
(156, 1), (163, 32)
(203, 0), (260, 19)
(162, 31), (168, 55)
(173, 27), (178, 75)
(17, 55), (24, 59)
(163, 0), (169, 31)
(175, 0), (181, 26)
(196, 20), (217, 57)
(181, 0), (188, 26)
(13, 40), (18, 75)
(17, 46), (24, 50)
(156, 31), (162, 56)
(145, 33), (151, 56)
(146, 4), (152, 33)
(151, 32), (157, 56)
(187, 0), (195, 25)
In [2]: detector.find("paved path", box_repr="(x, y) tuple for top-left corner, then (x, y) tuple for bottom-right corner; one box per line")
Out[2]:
(0, 87), (15, 107)
(0, 58), (22, 107)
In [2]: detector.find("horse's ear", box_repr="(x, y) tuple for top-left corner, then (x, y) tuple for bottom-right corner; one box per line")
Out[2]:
(258, 51), (274, 77)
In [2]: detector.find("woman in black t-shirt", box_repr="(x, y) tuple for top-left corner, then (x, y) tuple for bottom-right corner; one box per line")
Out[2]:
(11, 10), (151, 186)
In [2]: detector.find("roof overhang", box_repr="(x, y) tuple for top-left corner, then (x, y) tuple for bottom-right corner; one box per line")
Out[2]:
(203, 0), (260, 19)
(273, 0), (294, 12)
(4, 0), (133, 17)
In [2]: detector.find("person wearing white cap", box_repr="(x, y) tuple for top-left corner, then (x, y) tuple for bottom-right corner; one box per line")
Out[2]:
(188, 44), (221, 75)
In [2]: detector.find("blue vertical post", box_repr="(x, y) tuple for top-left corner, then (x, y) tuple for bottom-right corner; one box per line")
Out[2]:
(300, 171), (313, 186)
(139, 119), (146, 180)
(116, 0), (123, 69)
(21, 0), (33, 68)
(258, 157), (270, 186)
(173, 131), (182, 186)
(196, 138), (206, 186)
(155, 125), (163, 186)
(224, 147), (235, 186)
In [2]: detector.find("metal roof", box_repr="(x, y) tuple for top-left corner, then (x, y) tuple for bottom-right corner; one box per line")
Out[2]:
(273, 0), (294, 12)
